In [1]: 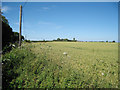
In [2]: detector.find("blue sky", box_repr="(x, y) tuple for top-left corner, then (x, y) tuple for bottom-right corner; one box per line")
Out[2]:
(2, 2), (118, 41)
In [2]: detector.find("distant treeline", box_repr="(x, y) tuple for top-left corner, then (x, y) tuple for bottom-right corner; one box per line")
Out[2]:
(53, 38), (77, 42)
(30, 40), (53, 42)
(77, 40), (116, 43)
(29, 38), (116, 43)
(27, 38), (77, 43)
(29, 39), (116, 43)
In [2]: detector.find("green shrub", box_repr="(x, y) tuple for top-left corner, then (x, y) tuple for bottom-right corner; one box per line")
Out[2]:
(2, 45), (35, 89)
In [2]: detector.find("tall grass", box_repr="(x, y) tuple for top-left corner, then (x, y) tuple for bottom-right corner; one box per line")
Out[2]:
(2, 42), (118, 88)
(2, 44), (36, 88)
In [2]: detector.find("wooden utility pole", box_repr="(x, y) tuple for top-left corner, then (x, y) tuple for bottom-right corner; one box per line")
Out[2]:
(19, 5), (22, 46)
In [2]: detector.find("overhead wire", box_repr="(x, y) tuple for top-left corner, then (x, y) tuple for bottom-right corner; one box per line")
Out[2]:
(22, 0), (28, 9)
(22, 0), (28, 39)
(22, 0), (28, 40)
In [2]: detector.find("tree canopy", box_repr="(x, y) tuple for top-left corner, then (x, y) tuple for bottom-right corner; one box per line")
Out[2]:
(2, 14), (24, 52)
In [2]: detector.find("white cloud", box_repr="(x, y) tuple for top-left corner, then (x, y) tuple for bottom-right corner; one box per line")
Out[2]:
(38, 21), (54, 25)
(55, 25), (63, 29)
(1, 6), (10, 12)
(38, 21), (63, 29)
(38, 5), (56, 11)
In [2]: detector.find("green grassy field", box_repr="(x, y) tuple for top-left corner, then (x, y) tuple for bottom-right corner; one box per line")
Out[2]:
(2, 42), (118, 88)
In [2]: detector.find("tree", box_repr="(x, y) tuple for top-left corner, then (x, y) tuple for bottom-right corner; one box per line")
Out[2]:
(63, 38), (68, 41)
(73, 38), (75, 41)
(12, 32), (24, 42)
(73, 38), (77, 42)
(57, 38), (61, 41)
(2, 15), (9, 25)
(2, 14), (24, 51)
(2, 20), (13, 47)
(112, 40), (115, 43)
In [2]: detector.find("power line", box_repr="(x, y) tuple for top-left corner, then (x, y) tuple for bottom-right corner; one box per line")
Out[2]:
(19, 0), (28, 41)
(22, 0), (28, 8)
(22, 5), (27, 40)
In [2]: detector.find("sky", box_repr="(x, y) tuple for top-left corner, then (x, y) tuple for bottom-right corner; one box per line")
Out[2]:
(2, 2), (118, 41)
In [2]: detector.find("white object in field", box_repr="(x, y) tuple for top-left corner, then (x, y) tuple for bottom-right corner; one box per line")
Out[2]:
(12, 44), (15, 47)
(63, 52), (67, 56)
(102, 73), (104, 76)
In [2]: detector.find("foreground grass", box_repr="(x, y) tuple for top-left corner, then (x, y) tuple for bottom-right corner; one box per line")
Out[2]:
(2, 42), (118, 88)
